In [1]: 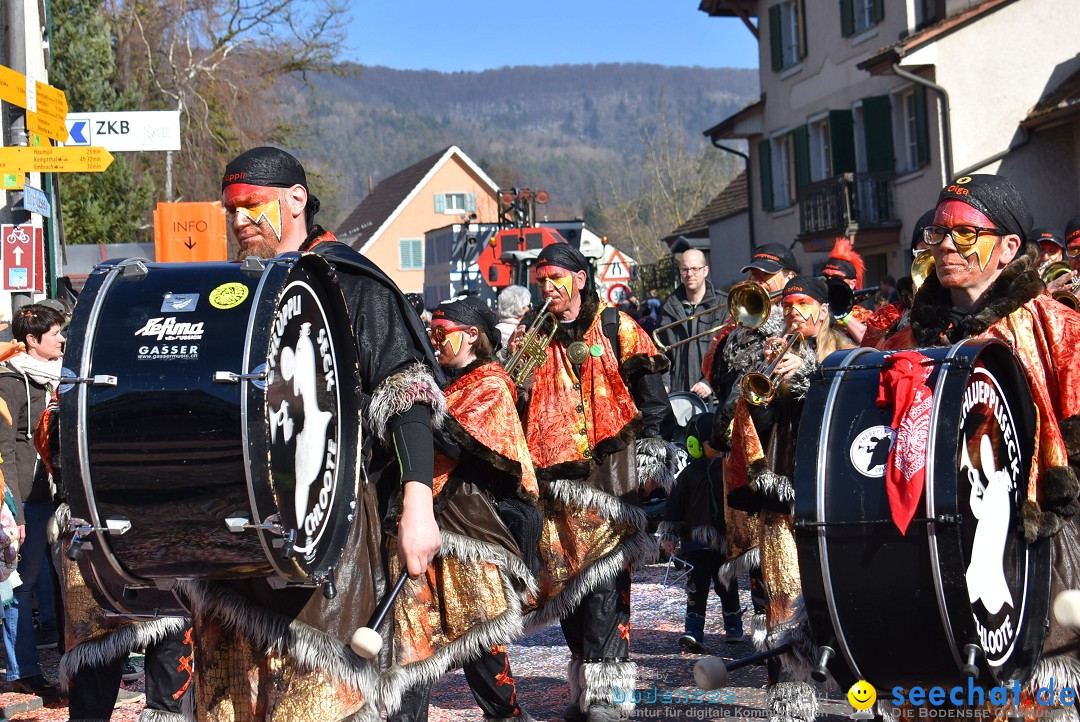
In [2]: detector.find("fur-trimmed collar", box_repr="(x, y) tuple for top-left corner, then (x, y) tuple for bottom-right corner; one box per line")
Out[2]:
(909, 244), (1044, 347)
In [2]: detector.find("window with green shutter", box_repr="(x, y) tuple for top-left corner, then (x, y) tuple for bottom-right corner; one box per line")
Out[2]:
(793, 125), (811, 200)
(862, 95), (895, 173)
(913, 86), (930, 167)
(843, 0), (883, 36)
(399, 238), (424, 270)
(829, 109), (856, 174)
(840, 0), (855, 37)
(770, 1), (805, 71)
(769, 4), (783, 71)
(758, 140), (774, 211)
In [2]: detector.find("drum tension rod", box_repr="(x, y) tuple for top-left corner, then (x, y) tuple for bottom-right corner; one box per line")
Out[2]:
(794, 514), (962, 528)
(61, 374), (118, 387)
(817, 357), (972, 375)
(214, 370), (268, 384)
(65, 517), (132, 560)
(225, 516), (297, 558)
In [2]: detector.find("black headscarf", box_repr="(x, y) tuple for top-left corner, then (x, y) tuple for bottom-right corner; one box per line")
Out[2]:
(910, 208), (937, 256)
(783, 275), (830, 305)
(432, 297), (501, 353)
(222, 146), (322, 230)
(535, 243), (594, 290)
(937, 174), (1032, 241)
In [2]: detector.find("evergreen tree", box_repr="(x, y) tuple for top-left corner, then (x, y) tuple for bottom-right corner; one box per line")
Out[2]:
(50, 0), (154, 244)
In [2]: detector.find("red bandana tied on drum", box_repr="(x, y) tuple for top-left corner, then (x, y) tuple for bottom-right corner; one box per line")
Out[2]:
(876, 350), (934, 535)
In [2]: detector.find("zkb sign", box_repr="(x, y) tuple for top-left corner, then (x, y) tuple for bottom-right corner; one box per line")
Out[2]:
(64, 111), (180, 152)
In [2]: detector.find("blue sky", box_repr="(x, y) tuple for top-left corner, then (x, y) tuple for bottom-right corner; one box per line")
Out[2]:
(343, 2), (759, 71)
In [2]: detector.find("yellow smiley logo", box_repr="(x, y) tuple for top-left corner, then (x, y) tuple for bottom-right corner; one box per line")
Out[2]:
(209, 282), (250, 310)
(847, 680), (877, 711)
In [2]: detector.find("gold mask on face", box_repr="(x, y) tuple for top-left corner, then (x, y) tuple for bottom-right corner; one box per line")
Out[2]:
(542, 273), (576, 301)
(235, 200), (282, 241)
(959, 232), (997, 272)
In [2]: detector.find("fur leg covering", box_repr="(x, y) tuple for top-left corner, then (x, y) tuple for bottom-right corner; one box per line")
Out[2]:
(767, 681), (819, 722)
(59, 617), (188, 691)
(656, 520), (680, 551)
(1024, 654), (1080, 721)
(717, 547), (760, 591)
(367, 362), (447, 443)
(636, 437), (679, 494)
(563, 658), (586, 721)
(138, 710), (189, 722)
(751, 612), (768, 649)
(581, 660), (636, 718)
(764, 598), (820, 684)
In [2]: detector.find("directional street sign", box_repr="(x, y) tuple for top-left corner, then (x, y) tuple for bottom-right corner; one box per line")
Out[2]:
(0, 146), (113, 173)
(0, 66), (69, 142)
(21, 185), (50, 217)
(64, 111), (180, 151)
(1, 224), (44, 293)
(27, 111), (68, 142)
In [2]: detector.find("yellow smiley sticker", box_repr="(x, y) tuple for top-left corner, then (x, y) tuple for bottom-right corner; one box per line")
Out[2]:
(209, 282), (250, 310)
(847, 680), (877, 711)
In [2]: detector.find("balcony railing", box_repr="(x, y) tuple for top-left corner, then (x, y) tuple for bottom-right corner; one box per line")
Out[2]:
(798, 172), (897, 238)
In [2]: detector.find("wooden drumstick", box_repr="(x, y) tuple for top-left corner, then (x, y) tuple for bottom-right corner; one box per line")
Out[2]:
(349, 569), (409, 659)
(694, 643), (792, 690)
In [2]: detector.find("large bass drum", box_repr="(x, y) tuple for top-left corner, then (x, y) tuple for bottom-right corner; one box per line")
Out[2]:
(794, 339), (1049, 690)
(59, 254), (360, 616)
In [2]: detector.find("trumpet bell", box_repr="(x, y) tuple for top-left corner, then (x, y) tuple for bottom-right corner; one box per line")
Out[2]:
(911, 252), (936, 292)
(1054, 290), (1080, 311)
(739, 372), (774, 406)
(727, 281), (772, 330)
(1043, 260), (1072, 285)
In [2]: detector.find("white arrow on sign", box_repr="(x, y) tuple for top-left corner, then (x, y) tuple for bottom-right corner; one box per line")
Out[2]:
(11, 247), (23, 264)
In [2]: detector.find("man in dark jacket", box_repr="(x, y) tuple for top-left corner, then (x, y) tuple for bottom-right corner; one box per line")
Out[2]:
(657, 249), (724, 400)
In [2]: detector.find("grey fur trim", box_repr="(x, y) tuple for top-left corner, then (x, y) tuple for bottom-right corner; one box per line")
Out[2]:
(722, 311), (787, 376)
(636, 437), (679, 493)
(367, 362), (447, 443)
(750, 467), (795, 503)
(47, 502), (68, 545)
(750, 612), (768, 649)
(582, 660), (636, 716)
(656, 521), (680, 550)
(785, 345), (819, 401)
(1025, 653), (1080, 716)
(524, 529), (656, 633)
(177, 580), (382, 709)
(717, 547), (760, 590)
(764, 598), (820, 685)
(541, 478), (650, 532)
(767, 681), (819, 722)
(59, 617), (188, 690)
(690, 525), (725, 554)
(568, 658), (584, 711)
(138, 710), (189, 722)
(438, 529), (538, 599)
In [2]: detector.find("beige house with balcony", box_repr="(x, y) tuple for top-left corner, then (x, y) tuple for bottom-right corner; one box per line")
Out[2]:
(699, 0), (1080, 283)
(336, 146), (500, 293)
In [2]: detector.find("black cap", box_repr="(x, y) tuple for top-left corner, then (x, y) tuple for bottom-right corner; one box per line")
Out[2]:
(741, 243), (799, 275)
(937, 174), (1032, 241)
(1032, 226), (1064, 248)
(782, 275), (830, 305)
(1064, 217), (1080, 247)
(822, 259), (857, 280)
(910, 208), (937, 256)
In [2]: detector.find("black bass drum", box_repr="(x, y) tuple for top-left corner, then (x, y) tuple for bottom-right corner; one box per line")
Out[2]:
(794, 339), (1049, 690)
(59, 254), (360, 616)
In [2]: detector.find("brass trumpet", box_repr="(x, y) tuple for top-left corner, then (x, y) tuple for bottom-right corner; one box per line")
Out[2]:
(505, 298), (558, 384)
(739, 333), (803, 406)
(1042, 260), (1072, 285)
(1039, 260), (1080, 309)
(912, 251), (935, 292)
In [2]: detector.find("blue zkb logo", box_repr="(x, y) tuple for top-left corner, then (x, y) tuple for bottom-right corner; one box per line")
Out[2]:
(66, 119), (89, 145)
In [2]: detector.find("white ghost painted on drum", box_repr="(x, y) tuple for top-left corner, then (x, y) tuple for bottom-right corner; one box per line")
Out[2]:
(278, 322), (333, 553)
(964, 434), (1015, 615)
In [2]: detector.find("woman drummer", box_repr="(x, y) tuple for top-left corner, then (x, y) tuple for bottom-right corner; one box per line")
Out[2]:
(415, 296), (540, 722)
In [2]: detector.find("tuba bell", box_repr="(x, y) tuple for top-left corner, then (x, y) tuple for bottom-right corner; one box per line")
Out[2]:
(504, 298), (558, 384)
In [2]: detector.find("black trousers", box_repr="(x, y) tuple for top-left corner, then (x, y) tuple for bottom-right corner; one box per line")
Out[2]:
(561, 567), (631, 661)
(68, 622), (193, 721)
(464, 645), (520, 718)
(682, 548), (741, 619)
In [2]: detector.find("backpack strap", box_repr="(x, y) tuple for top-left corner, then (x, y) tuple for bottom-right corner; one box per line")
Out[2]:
(602, 306), (620, 363)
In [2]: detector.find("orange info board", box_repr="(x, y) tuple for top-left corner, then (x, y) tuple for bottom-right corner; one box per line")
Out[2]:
(153, 201), (227, 262)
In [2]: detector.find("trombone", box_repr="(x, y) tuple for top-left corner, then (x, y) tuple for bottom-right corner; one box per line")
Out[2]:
(651, 298), (730, 352)
(505, 298), (558, 384)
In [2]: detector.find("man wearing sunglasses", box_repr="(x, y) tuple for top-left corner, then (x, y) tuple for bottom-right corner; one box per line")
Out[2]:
(883, 175), (1080, 714)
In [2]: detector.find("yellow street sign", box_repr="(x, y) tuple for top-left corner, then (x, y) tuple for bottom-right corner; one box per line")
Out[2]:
(0, 65), (27, 109)
(35, 81), (67, 120)
(0, 146), (113, 173)
(26, 110), (68, 142)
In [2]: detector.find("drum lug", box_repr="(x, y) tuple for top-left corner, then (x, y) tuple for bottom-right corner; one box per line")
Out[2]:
(961, 643), (981, 680)
(240, 257), (266, 274)
(225, 514), (283, 534)
(65, 517), (130, 559)
(318, 568), (337, 600)
(59, 374), (118, 388)
(214, 369), (268, 384)
(811, 645), (834, 683)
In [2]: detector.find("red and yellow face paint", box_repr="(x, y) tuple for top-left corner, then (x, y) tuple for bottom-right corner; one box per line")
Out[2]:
(538, 272), (575, 302)
(782, 294), (825, 337)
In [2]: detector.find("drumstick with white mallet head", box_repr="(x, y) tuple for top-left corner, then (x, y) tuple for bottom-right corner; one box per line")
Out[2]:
(1054, 590), (1080, 629)
(350, 569), (410, 658)
(694, 643), (792, 690)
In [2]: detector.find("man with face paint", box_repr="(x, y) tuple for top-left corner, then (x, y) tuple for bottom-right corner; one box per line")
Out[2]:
(509, 242), (675, 722)
(884, 175), (1080, 712)
(821, 238), (870, 344)
(208, 147), (452, 720)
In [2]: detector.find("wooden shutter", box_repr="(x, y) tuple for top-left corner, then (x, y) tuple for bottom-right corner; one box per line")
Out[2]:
(862, 95), (895, 173)
(793, 125), (811, 200)
(840, 0), (855, 36)
(434, 194), (446, 213)
(913, 86), (930, 167)
(412, 240), (424, 268)
(872, 0), (884, 23)
(758, 139), (774, 211)
(798, 0), (808, 60)
(769, 4), (783, 71)
(829, 109), (856, 174)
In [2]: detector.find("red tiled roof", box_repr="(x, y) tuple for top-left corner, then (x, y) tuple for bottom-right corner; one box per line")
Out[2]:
(335, 147), (452, 245)
(662, 171), (747, 242)
(858, 0), (1018, 74)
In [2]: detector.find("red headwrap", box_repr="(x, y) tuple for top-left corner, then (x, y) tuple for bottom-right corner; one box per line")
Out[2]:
(826, 238), (865, 288)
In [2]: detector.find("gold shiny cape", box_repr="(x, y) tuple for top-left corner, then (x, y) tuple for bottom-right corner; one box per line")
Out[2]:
(391, 361), (536, 690)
